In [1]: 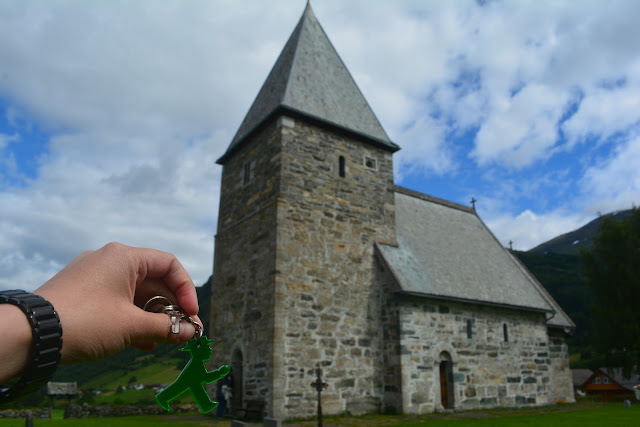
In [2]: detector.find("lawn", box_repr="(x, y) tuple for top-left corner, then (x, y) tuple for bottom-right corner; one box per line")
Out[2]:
(393, 404), (640, 426)
(0, 402), (638, 426)
(0, 414), (229, 427)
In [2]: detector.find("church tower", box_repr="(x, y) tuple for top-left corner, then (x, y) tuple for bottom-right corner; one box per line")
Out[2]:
(210, 3), (399, 419)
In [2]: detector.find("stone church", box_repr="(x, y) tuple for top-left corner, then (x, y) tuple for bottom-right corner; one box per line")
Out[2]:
(209, 3), (575, 419)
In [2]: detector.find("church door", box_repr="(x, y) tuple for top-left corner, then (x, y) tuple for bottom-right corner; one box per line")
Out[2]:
(438, 354), (455, 410)
(439, 361), (449, 408)
(231, 349), (243, 413)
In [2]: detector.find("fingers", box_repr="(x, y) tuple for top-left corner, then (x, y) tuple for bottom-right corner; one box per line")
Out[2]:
(133, 310), (198, 345)
(133, 247), (199, 316)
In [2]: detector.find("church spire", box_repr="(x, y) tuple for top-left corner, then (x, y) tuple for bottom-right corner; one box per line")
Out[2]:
(218, 2), (398, 164)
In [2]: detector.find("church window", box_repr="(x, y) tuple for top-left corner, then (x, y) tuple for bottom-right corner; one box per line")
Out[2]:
(466, 319), (473, 339)
(503, 323), (509, 342)
(363, 155), (378, 171)
(339, 156), (346, 178)
(243, 161), (255, 186)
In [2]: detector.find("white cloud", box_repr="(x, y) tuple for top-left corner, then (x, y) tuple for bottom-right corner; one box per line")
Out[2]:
(395, 115), (454, 180)
(473, 84), (570, 168)
(563, 84), (640, 147)
(0, 132), (222, 289)
(581, 134), (640, 212)
(1, 0), (640, 292)
(484, 208), (591, 252)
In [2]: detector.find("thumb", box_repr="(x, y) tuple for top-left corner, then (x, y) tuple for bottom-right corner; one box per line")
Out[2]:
(133, 310), (197, 344)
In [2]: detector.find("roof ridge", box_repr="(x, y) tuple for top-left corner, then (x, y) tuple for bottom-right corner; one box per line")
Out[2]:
(394, 185), (475, 214)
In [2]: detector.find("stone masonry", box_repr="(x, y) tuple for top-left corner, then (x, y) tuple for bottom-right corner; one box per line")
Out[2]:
(388, 298), (554, 414)
(210, 116), (397, 418)
(272, 117), (396, 418)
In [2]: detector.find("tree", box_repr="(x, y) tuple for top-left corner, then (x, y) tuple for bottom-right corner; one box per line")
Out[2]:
(581, 207), (640, 375)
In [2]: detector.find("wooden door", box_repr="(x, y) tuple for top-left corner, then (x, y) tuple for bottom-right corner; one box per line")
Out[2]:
(440, 361), (448, 408)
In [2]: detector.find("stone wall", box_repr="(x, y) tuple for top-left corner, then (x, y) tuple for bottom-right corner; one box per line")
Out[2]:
(0, 404), (198, 419)
(65, 403), (196, 418)
(271, 117), (396, 418)
(396, 297), (553, 414)
(210, 119), (283, 415)
(548, 328), (575, 403)
(0, 408), (50, 419)
(378, 258), (403, 414)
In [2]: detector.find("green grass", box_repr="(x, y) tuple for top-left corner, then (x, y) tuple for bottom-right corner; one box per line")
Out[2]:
(394, 405), (640, 426)
(1, 402), (639, 426)
(284, 402), (640, 426)
(0, 414), (228, 426)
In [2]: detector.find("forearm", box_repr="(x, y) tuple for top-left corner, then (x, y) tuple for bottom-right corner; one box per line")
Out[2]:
(0, 304), (32, 384)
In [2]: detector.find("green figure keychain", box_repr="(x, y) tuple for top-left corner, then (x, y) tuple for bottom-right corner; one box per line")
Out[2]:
(156, 335), (230, 412)
(144, 297), (230, 413)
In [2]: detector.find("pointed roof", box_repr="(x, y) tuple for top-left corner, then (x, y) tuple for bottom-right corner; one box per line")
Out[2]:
(217, 3), (399, 164)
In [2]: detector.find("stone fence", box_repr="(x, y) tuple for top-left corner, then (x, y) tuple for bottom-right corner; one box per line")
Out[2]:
(0, 408), (50, 419)
(1, 403), (199, 419)
(66, 403), (199, 418)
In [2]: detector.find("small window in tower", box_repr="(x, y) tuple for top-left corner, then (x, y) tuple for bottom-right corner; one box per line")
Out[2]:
(339, 156), (346, 178)
(466, 319), (473, 339)
(242, 161), (254, 186)
(363, 155), (378, 171)
(503, 323), (509, 342)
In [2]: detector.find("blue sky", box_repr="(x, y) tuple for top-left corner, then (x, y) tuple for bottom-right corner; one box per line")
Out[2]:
(1, 0), (639, 290)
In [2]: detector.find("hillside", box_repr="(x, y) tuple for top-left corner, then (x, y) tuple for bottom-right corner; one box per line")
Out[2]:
(528, 210), (632, 255)
(514, 209), (632, 360)
(513, 251), (592, 348)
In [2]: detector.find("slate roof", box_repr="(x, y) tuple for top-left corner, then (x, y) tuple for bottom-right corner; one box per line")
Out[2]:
(571, 369), (593, 388)
(376, 187), (575, 324)
(217, 2), (398, 164)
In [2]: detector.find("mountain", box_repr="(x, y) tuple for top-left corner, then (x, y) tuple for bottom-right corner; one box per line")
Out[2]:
(513, 210), (633, 363)
(513, 250), (591, 348)
(528, 210), (633, 255)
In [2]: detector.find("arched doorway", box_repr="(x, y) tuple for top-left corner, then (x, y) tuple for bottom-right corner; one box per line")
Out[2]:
(439, 352), (454, 409)
(231, 349), (243, 414)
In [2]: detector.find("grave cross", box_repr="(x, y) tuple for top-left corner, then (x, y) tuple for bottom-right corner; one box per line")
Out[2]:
(311, 364), (328, 427)
(470, 197), (477, 210)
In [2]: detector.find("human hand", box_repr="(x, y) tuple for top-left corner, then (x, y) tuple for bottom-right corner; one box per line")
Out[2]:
(35, 242), (201, 364)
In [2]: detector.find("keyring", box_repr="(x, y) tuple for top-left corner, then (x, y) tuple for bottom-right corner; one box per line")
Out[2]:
(144, 296), (203, 340)
(143, 296), (173, 312)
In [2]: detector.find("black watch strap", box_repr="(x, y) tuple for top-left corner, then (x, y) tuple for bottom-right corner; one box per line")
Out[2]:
(0, 290), (63, 402)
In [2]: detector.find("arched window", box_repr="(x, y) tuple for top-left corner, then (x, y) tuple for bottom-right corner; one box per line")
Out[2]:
(466, 319), (473, 339)
(503, 323), (509, 342)
(339, 156), (345, 178)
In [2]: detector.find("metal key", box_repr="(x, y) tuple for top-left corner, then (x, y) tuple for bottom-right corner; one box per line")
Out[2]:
(164, 305), (185, 334)
(143, 296), (203, 339)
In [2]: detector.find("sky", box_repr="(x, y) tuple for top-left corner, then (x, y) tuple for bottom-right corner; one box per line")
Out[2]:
(1, 0), (639, 291)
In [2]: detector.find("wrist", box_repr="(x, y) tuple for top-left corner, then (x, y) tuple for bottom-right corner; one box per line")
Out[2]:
(0, 304), (32, 381)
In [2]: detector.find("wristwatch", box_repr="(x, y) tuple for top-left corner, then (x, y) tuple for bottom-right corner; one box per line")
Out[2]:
(0, 290), (63, 402)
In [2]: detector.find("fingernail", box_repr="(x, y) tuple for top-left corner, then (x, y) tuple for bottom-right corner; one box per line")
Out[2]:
(180, 320), (196, 340)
